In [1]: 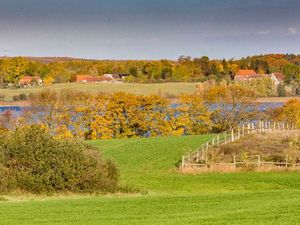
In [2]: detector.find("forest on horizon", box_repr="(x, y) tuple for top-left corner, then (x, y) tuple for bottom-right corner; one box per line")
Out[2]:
(0, 53), (300, 85)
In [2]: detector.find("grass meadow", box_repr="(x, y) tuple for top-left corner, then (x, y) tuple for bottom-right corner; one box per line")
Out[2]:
(1, 82), (199, 101)
(0, 135), (300, 224)
(2, 82), (299, 102)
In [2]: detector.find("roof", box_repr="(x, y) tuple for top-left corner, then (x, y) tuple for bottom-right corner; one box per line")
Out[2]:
(19, 76), (41, 84)
(235, 69), (257, 76)
(76, 75), (99, 82)
(103, 74), (120, 79)
(76, 75), (113, 82)
(273, 72), (285, 81)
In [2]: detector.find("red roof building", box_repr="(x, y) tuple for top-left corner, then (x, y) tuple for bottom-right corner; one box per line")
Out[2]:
(234, 69), (270, 81)
(234, 70), (285, 86)
(76, 75), (113, 83)
(19, 76), (43, 86)
(270, 72), (285, 85)
(236, 69), (257, 76)
(272, 72), (285, 82)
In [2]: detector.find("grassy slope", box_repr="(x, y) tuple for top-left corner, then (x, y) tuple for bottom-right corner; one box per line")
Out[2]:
(1, 135), (300, 225)
(2, 82), (198, 101)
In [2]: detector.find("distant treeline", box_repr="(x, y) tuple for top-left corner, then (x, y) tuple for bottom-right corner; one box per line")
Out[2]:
(0, 54), (300, 85)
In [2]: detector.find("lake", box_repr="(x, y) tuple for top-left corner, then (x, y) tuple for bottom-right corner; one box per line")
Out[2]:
(0, 102), (285, 114)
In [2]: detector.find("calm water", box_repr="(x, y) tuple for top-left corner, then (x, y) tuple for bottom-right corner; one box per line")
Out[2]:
(0, 106), (23, 112)
(0, 102), (284, 114)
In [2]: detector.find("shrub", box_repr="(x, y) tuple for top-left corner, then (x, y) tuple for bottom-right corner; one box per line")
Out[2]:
(295, 87), (300, 96)
(0, 94), (5, 101)
(19, 93), (28, 100)
(12, 95), (20, 101)
(0, 125), (118, 194)
(277, 84), (286, 97)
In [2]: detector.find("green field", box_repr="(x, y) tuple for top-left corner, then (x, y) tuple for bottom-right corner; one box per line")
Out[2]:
(1, 135), (300, 224)
(1, 82), (199, 101)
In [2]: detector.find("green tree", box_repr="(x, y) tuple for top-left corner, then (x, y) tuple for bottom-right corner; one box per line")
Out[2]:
(283, 64), (300, 84)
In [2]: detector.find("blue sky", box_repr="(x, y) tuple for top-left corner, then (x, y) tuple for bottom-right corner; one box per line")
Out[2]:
(0, 0), (299, 59)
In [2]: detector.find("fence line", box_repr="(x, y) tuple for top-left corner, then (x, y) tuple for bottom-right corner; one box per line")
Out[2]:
(181, 120), (297, 169)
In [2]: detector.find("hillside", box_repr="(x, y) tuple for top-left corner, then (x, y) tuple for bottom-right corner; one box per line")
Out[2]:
(1, 135), (300, 224)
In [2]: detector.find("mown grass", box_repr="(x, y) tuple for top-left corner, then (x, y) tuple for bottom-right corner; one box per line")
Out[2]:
(1, 82), (199, 101)
(1, 134), (300, 224)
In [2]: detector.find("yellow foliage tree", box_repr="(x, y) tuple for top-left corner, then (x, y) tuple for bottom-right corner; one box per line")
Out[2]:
(273, 99), (300, 128)
(202, 83), (257, 131)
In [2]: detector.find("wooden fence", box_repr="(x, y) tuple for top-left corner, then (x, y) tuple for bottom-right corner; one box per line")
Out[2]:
(181, 121), (297, 169)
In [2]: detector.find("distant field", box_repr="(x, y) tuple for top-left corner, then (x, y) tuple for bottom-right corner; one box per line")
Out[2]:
(1, 135), (300, 225)
(1, 82), (299, 102)
(1, 82), (199, 101)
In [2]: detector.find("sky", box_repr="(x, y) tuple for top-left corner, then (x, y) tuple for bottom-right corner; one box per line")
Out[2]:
(0, 0), (299, 60)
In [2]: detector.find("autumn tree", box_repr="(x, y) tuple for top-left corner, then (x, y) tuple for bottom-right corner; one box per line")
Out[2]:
(0, 57), (29, 85)
(201, 83), (257, 132)
(170, 94), (212, 135)
(283, 64), (300, 84)
(271, 99), (300, 128)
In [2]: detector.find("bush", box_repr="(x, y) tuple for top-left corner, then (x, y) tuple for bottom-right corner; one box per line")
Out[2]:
(19, 93), (28, 100)
(12, 95), (20, 101)
(0, 125), (118, 194)
(277, 84), (286, 97)
(0, 94), (5, 101)
(295, 87), (300, 96)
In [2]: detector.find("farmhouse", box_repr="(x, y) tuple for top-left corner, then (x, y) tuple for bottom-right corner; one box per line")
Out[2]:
(19, 76), (43, 86)
(103, 74), (129, 81)
(76, 74), (129, 83)
(76, 75), (113, 83)
(234, 70), (285, 86)
(270, 72), (285, 86)
(234, 69), (267, 81)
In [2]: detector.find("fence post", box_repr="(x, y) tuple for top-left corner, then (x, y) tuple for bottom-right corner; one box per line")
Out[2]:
(286, 155), (288, 169)
(217, 135), (220, 146)
(224, 132), (227, 144)
(259, 121), (262, 133)
(258, 155), (261, 166)
(212, 137), (215, 146)
(182, 156), (185, 168)
(231, 129), (234, 142)
(237, 126), (240, 139)
(233, 155), (236, 167)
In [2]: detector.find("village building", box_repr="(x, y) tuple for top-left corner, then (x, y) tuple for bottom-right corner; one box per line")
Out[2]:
(19, 76), (43, 86)
(234, 70), (285, 86)
(76, 74), (129, 83)
(234, 70), (266, 81)
(103, 74), (129, 81)
(270, 72), (285, 86)
(76, 75), (114, 83)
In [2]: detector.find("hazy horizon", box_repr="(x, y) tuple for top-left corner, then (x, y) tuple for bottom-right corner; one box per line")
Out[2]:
(1, 0), (299, 60)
